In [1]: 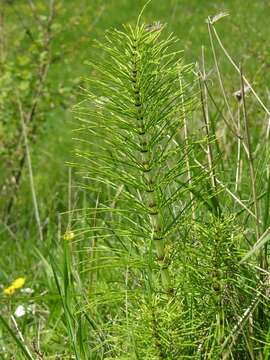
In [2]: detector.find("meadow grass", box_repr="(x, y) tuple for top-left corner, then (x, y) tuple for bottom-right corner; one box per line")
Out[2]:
(1, 1), (270, 358)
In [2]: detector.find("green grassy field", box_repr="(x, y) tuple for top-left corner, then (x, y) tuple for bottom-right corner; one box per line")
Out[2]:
(1, 0), (270, 358)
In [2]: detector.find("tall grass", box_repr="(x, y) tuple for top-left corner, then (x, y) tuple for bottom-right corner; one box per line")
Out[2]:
(1, 8), (270, 360)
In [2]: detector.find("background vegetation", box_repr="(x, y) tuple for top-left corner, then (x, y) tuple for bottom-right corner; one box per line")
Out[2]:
(1, 0), (270, 358)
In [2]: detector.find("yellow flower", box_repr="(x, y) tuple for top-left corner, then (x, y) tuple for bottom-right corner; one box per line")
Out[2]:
(12, 277), (26, 289)
(3, 285), (16, 296)
(2, 277), (26, 296)
(63, 231), (75, 241)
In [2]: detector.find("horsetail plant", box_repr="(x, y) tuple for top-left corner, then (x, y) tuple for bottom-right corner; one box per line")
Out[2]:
(78, 22), (196, 289)
(69, 12), (259, 357)
(73, 17), (203, 357)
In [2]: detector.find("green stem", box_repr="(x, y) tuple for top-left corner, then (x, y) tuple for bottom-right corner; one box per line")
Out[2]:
(131, 29), (172, 294)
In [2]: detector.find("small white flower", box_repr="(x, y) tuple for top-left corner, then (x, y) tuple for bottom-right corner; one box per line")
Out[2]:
(20, 287), (34, 294)
(14, 305), (26, 318)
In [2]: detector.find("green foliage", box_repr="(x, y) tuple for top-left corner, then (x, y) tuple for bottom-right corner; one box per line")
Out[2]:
(1, 1), (270, 359)
(73, 20), (199, 356)
(70, 18), (247, 359)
